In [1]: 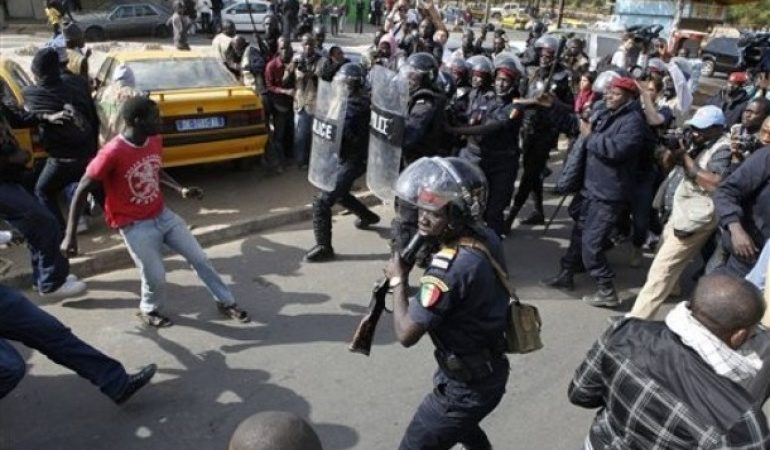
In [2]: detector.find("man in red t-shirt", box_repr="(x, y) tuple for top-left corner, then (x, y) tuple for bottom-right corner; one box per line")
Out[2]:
(61, 97), (249, 327)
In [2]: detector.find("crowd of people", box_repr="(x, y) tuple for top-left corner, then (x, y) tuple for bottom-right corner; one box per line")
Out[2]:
(5, 0), (770, 448)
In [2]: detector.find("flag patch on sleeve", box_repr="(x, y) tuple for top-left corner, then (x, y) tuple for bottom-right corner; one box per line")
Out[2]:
(419, 276), (449, 308)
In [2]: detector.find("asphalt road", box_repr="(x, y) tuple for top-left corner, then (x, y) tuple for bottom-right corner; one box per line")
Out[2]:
(1, 197), (676, 450)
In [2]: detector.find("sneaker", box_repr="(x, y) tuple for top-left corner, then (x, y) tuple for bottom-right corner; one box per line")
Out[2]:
(520, 211), (545, 226)
(76, 217), (89, 234)
(217, 303), (250, 322)
(41, 278), (87, 299)
(540, 269), (574, 290)
(113, 364), (157, 405)
(304, 244), (335, 262)
(136, 310), (173, 328)
(354, 213), (380, 230)
(629, 246), (643, 268)
(582, 288), (620, 308)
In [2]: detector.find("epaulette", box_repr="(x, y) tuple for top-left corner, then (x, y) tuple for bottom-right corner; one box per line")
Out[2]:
(427, 246), (458, 271)
(415, 98), (427, 105)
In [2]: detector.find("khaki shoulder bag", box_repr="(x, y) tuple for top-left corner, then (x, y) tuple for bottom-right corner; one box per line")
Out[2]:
(458, 238), (544, 354)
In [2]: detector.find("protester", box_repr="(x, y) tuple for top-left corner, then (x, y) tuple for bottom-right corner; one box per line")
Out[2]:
(168, 0), (193, 50)
(62, 22), (90, 82)
(61, 96), (250, 327)
(290, 33), (322, 168)
(94, 64), (143, 146)
(706, 71), (752, 128)
(212, 20), (236, 63)
(196, 0), (213, 35)
(571, 274), (770, 449)
(0, 284), (156, 404)
(264, 37), (296, 173)
(224, 35), (249, 79)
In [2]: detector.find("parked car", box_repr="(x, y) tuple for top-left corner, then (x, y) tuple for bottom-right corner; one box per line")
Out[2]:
(500, 12), (530, 30)
(73, 0), (173, 42)
(490, 2), (524, 20)
(592, 15), (624, 32)
(221, 0), (272, 32)
(550, 28), (623, 70)
(0, 58), (44, 166)
(94, 50), (267, 167)
(699, 36), (740, 77)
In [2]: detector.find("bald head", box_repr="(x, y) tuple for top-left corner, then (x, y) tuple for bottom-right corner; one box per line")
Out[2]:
(691, 273), (764, 342)
(229, 412), (322, 450)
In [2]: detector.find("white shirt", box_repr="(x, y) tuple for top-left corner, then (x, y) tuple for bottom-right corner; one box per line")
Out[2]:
(212, 33), (233, 62)
(197, 0), (212, 14)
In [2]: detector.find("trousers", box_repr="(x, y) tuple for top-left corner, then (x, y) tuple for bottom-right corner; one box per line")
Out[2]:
(0, 285), (128, 400)
(312, 159), (374, 246)
(34, 157), (89, 229)
(512, 134), (553, 216)
(561, 195), (622, 286)
(481, 155), (518, 237)
(0, 182), (69, 293)
(398, 359), (509, 450)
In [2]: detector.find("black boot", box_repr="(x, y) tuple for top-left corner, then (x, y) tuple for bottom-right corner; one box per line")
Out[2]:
(114, 364), (157, 405)
(306, 195), (334, 262)
(340, 195), (380, 230)
(582, 284), (620, 308)
(502, 204), (522, 236)
(520, 210), (545, 225)
(304, 244), (335, 262)
(354, 210), (380, 229)
(541, 269), (574, 290)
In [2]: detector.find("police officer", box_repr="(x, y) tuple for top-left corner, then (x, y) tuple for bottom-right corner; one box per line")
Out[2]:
(466, 55), (495, 119)
(505, 34), (572, 231)
(305, 63), (379, 262)
(446, 57), (472, 142)
(453, 58), (525, 236)
(519, 20), (547, 67)
(562, 37), (590, 94)
(392, 53), (449, 255)
(384, 156), (509, 450)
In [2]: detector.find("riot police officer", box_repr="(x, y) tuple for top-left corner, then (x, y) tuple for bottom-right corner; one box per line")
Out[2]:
(305, 63), (380, 262)
(466, 55), (495, 119)
(563, 37), (590, 94)
(453, 57), (525, 236)
(393, 53), (449, 255)
(520, 20), (547, 67)
(446, 57), (471, 126)
(505, 34), (572, 232)
(384, 156), (510, 450)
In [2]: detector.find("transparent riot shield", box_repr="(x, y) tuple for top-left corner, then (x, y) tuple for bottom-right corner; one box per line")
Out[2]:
(308, 79), (348, 191)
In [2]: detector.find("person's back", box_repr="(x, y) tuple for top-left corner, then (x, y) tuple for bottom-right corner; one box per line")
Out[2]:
(570, 274), (770, 449)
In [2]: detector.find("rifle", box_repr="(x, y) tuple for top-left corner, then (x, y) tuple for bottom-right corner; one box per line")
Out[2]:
(349, 233), (426, 356)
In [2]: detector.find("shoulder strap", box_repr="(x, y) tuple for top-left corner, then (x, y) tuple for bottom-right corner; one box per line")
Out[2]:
(457, 237), (519, 303)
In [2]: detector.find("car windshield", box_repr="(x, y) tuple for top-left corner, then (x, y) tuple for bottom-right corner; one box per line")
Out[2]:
(126, 58), (237, 91)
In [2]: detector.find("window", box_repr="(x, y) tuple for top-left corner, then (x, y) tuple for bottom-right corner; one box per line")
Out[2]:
(8, 64), (32, 89)
(232, 2), (266, 14)
(112, 6), (135, 19)
(1, 81), (18, 107)
(135, 5), (158, 17)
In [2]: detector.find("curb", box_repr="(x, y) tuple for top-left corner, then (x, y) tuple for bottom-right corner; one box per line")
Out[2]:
(3, 192), (382, 290)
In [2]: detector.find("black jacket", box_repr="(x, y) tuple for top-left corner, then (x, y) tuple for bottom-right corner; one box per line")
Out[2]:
(23, 73), (98, 160)
(714, 146), (770, 249)
(403, 88), (447, 162)
(582, 100), (654, 203)
(706, 89), (751, 128)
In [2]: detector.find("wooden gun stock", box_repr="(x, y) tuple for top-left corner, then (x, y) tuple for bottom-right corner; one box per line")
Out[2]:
(348, 233), (426, 356)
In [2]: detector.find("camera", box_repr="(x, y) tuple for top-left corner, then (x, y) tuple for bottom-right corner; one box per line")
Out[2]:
(734, 134), (761, 157)
(738, 32), (770, 74)
(627, 24), (663, 48)
(662, 128), (694, 152)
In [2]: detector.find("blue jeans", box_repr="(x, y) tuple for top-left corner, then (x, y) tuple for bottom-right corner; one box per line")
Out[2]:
(0, 285), (128, 400)
(119, 208), (235, 313)
(293, 109), (313, 167)
(0, 182), (69, 293)
(34, 157), (88, 229)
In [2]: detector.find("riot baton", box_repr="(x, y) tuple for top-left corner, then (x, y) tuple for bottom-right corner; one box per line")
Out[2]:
(542, 194), (570, 235)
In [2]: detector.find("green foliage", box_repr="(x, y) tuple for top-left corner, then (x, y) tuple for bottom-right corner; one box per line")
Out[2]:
(727, 0), (770, 26)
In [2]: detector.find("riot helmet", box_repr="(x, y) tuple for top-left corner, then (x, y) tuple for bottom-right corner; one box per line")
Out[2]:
(535, 35), (560, 68)
(646, 57), (668, 77)
(436, 69), (456, 99)
(467, 54), (494, 89)
(528, 20), (547, 41)
(448, 57), (470, 87)
(395, 157), (488, 225)
(335, 62), (366, 91)
(593, 70), (621, 94)
(401, 52), (438, 94)
(494, 55), (524, 97)
(565, 37), (584, 56)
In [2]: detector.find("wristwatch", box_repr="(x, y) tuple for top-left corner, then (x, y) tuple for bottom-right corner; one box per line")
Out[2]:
(389, 276), (403, 288)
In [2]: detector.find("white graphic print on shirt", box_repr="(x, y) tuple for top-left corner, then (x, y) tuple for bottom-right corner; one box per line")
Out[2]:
(125, 154), (162, 205)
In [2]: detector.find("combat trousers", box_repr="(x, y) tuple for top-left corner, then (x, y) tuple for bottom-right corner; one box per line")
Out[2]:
(0, 182), (69, 293)
(312, 159), (375, 246)
(481, 154), (518, 237)
(561, 196), (622, 287)
(512, 135), (552, 217)
(0, 285), (128, 400)
(398, 359), (509, 450)
(627, 219), (716, 319)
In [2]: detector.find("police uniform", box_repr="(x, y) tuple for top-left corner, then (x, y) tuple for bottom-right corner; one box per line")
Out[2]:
(399, 227), (510, 450)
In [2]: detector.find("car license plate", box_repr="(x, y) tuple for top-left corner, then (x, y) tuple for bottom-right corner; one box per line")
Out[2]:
(176, 116), (225, 132)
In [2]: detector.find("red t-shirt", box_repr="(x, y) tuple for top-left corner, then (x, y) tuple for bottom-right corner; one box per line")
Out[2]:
(86, 134), (165, 228)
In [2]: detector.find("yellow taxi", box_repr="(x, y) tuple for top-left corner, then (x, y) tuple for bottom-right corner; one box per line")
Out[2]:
(0, 57), (44, 166)
(501, 13), (530, 30)
(94, 50), (267, 168)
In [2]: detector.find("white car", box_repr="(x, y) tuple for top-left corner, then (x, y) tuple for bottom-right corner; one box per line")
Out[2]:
(593, 15), (625, 33)
(221, 0), (271, 32)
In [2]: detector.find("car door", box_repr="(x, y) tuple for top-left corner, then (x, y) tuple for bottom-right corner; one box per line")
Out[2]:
(250, 2), (268, 31)
(107, 5), (137, 38)
(133, 4), (162, 36)
(223, 2), (248, 32)
(1, 60), (38, 164)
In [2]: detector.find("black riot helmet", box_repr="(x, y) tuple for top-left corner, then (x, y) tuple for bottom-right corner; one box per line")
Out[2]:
(535, 35), (560, 68)
(402, 52), (439, 93)
(448, 57), (470, 87)
(334, 62), (366, 91)
(467, 55), (494, 89)
(566, 37), (585, 56)
(396, 157), (489, 227)
(494, 55), (524, 97)
(528, 20), (547, 40)
(436, 69), (456, 99)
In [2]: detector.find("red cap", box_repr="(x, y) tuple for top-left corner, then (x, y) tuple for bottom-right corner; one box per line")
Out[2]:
(496, 67), (520, 80)
(728, 71), (749, 85)
(610, 77), (639, 95)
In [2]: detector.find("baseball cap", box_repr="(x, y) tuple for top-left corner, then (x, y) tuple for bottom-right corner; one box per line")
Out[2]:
(685, 105), (725, 129)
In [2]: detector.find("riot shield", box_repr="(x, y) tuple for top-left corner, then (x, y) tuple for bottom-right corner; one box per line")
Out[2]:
(366, 65), (410, 203)
(308, 79), (348, 191)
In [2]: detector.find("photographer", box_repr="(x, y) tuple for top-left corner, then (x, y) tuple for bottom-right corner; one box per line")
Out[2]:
(714, 116), (770, 277)
(610, 32), (641, 72)
(628, 106), (732, 319)
(706, 72), (751, 128)
(290, 33), (322, 168)
(728, 98), (770, 172)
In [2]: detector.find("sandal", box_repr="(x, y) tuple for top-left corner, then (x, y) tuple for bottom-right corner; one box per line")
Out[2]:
(218, 303), (250, 323)
(137, 310), (173, 328)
